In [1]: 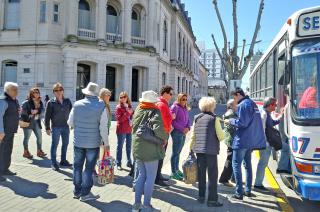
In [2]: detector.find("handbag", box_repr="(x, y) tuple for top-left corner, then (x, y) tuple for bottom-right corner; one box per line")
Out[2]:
(19, 120), (30, 128)
(182, 151), (198, 184)
(265, 125), (282, 151)
(96, 146), (115, 185)
(136, 110), (163, 145)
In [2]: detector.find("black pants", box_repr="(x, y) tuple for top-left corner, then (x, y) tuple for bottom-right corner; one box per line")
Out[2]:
(219, 147), (233, 183)
(0, 133), (15, 176)
(155, 143), (168, 182)
(196, 153), (218, 202)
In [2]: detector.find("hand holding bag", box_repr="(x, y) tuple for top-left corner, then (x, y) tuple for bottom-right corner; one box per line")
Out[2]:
(136, 110), (163, 145)
(182, 151), (198, 184)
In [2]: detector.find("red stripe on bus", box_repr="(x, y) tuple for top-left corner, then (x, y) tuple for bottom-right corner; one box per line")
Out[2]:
(255, 101), (264, 106)
(315, 148), (320, 152)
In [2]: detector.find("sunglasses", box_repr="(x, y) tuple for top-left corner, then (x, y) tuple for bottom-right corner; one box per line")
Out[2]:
(54, 89), (63, 92)
(182, 98), (187, 101)
(120, 96), (127, 99)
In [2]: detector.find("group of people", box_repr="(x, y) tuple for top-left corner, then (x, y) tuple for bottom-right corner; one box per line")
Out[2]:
(0, 81), (292, 212)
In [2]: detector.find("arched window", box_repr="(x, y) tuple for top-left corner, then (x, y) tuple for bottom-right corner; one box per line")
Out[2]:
(78, 0), (91, 29)
(1, 60), (18, 85)
(163, 21), (168, 51)
(131, 9), (141, 37)
(4, 0), (20, 30)
(107, 5), (119, 34)
(162, 72), (166, 86)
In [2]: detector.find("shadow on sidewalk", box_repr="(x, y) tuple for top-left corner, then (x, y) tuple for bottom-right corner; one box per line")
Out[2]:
(0, 175), (57, 199)
(84, 200), (131, 212)
(31, 157), (52, 168)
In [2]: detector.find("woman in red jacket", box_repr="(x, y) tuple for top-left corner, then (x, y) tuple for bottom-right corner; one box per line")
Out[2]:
(116, 91), (134, 170)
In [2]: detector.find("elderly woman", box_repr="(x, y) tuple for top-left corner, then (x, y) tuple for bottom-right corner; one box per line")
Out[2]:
(132, 90), (169, 212)
(190, 97), (223, 207)
(0, 82), (20, 182)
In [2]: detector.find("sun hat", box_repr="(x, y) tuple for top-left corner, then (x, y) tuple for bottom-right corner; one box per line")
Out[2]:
(82, 82), (100, 96)
(139, 90), (158, 103)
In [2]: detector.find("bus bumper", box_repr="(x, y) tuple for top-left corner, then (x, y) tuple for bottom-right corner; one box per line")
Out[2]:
(295, 177), (320, 201)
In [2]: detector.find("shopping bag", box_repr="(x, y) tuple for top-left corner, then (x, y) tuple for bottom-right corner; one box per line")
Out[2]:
(182, 151), (198, 184)
(96, 147), (115, 185)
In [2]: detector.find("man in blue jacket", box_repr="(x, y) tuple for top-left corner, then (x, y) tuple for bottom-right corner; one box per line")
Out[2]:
(225, 87), (266, 200)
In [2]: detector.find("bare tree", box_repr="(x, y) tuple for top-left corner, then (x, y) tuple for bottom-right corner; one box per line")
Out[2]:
(211, 0), (264, 81)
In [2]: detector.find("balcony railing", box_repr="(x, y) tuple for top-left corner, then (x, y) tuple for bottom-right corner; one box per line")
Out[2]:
(106, 33), (122, 43)
(131, 37), (145, 47)
(78, 28), (96, 40)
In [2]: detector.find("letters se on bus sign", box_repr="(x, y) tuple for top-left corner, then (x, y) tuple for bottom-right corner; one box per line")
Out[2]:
(298, 11), (320, 37)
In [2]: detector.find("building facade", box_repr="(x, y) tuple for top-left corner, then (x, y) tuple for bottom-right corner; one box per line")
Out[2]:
(0, 0), (202, 104)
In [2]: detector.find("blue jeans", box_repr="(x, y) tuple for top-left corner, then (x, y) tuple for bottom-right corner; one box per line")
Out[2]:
(51, 127), (70, 165)
(132, 160), (139, 188)
(255, 146), (272, 186)
(135, 160), (158, 206)
(73, 146), (99, 196)
(171, 129), (186, 174)
(116, 133), (132, 166)
(232, 148), (252, 196)
(23, 122), (42, 150)
(278, 141), (291, 171)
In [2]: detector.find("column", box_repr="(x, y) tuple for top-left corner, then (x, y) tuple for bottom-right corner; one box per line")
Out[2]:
(63, 54), (77, 101)
(123, 0), (132, 46)
(147, 0), (154, 46)
(96, 62), (106, 87)
(67, 0), (78, 37)
(97, 0), (106, 43)
(123, 64), (132, 97)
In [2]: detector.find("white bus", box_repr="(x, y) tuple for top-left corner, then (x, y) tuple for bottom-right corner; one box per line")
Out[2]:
(250, 6), (320, 201)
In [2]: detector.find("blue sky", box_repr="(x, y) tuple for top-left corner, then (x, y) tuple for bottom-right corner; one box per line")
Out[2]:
(183, 0), (320, 52)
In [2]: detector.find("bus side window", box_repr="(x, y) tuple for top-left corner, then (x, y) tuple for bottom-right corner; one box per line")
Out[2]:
(277, 54), (287, 108)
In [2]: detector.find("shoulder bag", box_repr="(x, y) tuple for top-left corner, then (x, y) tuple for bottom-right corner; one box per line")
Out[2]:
(136, 110), (163, 145)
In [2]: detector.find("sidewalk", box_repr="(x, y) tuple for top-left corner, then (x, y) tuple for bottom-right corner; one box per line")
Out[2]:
(0, 121), (284, 212)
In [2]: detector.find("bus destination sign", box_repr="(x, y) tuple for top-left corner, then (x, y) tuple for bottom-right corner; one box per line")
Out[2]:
(298, 11), (320, 37)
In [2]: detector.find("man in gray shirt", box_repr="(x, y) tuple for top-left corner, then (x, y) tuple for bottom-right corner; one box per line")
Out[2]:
(0, 82), (20, 182)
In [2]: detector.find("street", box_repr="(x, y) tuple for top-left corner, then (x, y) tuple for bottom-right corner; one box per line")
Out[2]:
(0, 105), (318, 211)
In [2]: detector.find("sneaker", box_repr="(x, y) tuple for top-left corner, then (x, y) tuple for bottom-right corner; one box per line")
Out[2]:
(4, 170), (16, 176)
(37, 150), (47, 158)
(132, 203), (142, 212)
(228, 194), (243, 201)
(276, 169), (291, 174)
(220, 181), (233, 187)
(170, 172), (183, 181)
(117, 165), (122, 171)
(51, 163), (60, 171)
(197, 197), (205, 204)
(80, 192), (100, 202)
(155, 180), (169, 187)
(127, 162), (133, 168)
(141, 205), (161, 212)
(244, 191), (255, 197)
(60, 160), (72, 167)
(23, 150), (33, 159)
(207, 201), (223, 207)
(159, 174), (169, 181)
(254, 185), (269, 192)
(176, 170), (184, 178)
(0, 176), (6, 182)
(73, 192), (81, 199)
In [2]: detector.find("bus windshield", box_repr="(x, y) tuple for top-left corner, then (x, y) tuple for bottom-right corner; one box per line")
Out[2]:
(292, 40), (320, 120)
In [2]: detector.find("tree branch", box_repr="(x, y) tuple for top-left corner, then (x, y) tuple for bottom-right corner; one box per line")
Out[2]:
(239, 0), (264, 78)
(211, 34), (233, 80)
(212, 0), (228, 52)
(239, 39), (246, 68)
(232, 0), (239, 74)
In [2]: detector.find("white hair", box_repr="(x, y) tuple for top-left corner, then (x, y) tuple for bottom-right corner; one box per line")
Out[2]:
(198, 97), (216, 113)
(4, 82), (18, 93)
(227, 99), (235, 109)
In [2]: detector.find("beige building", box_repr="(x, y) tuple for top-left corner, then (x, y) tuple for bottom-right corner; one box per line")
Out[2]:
(0, 0), (203, 105)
